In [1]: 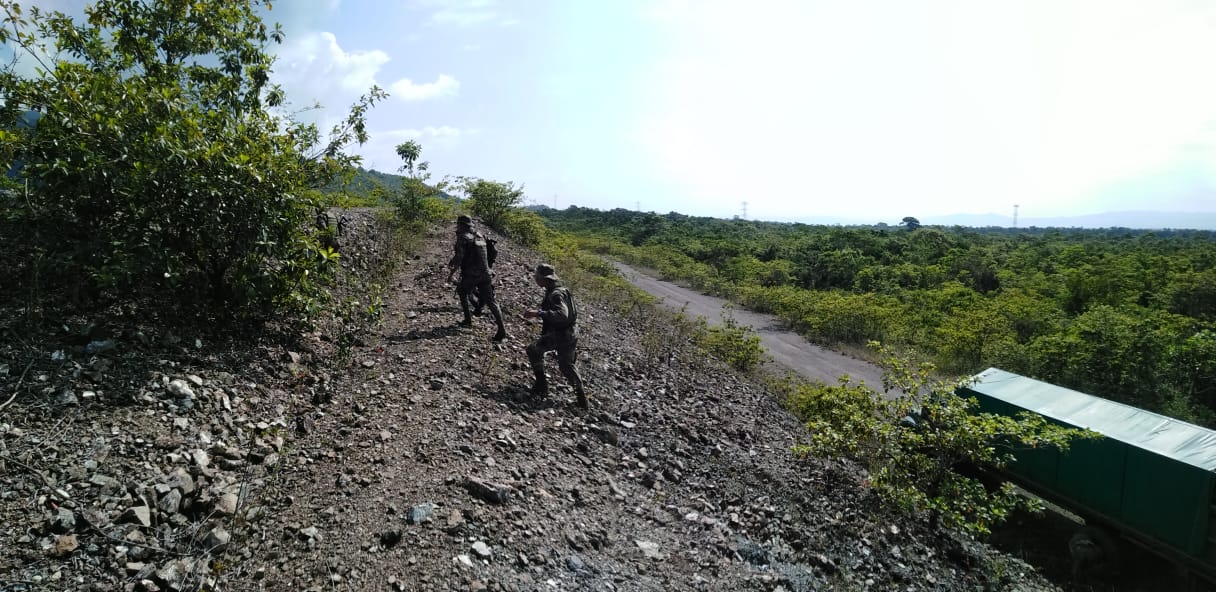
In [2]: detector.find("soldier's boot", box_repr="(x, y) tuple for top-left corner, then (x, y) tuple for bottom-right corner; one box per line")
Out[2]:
(457, 295), (474, 327)
(489, 301), (509, 341)
(530, 380), (549, 396)
(530, 365), (549, 395)
(527, 347), (548, 395)
(561, 364), (588, 409)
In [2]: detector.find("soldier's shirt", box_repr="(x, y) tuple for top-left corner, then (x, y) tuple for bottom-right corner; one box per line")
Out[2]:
(450, 231), (491, 283)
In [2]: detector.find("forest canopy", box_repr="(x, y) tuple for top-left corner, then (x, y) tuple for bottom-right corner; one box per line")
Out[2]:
(538, 206), (1216, 427)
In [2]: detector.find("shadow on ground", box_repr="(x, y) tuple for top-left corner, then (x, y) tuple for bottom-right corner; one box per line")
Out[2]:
(385, 325), (465, 342)
(478, 382), (597, 415)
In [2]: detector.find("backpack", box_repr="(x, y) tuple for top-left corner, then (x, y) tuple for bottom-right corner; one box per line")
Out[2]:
(485, 237), (498, 268)
(552, 286), (578, 329)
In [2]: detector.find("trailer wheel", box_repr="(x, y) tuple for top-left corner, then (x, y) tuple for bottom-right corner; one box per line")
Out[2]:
(1069, 526), (1120, 585)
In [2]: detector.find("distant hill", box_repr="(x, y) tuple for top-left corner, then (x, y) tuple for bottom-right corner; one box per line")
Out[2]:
(321, 167), (407, 195)
(764, 210), (1216, 230)
(320, 168), (458, 203)
(921, 211), (1216, 231)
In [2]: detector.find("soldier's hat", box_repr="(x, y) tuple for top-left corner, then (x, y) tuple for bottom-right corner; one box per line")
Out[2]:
(534, 263), (559, 281)
(456, 215), (472, 226)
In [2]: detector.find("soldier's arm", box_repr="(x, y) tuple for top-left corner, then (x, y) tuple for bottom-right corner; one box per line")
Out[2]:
(539, 292), (571, 325)
(448, 238), (465, 271)
(446, 238), (466, 282)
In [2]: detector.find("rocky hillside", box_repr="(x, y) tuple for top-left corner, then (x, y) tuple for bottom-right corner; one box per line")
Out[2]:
(0, 211), (1061, 591)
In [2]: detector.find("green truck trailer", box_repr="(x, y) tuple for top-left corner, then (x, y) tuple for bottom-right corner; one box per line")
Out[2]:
(958, 368), (1216, 584)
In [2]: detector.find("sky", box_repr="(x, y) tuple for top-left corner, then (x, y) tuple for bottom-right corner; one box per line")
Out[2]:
(14, 0), (1216, 224)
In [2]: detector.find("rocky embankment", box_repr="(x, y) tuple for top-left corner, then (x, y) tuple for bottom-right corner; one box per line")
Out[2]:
(0, 212), (1060, 591)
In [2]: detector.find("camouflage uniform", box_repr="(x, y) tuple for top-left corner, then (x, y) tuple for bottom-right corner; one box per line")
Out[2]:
(449, 217), (507, 340)
(527, 264), (586, 407)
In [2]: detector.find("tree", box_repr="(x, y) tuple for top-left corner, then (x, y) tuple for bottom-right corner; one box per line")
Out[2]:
(0, 0), (384, 317)
(455, 177), (524, 230)
(901, 216), (922, 231)
(395, 139), (425, 177)
(391, 140), (448, 227)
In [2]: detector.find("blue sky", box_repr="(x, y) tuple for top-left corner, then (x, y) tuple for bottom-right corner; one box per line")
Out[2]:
(18, 1), (1216, 224)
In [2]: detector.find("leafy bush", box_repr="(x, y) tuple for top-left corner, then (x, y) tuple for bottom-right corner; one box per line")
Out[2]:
(455, 177), (524, 231)
(691, 310), (764, 372)
(502, 208), (548, 247)
(390, 140), (451, 230)
(0, 1), (382, 321)
(782, 343), (1089, 535)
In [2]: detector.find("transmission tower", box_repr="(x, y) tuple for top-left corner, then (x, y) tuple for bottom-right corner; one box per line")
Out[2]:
(1013, 204), (1019, 228)
(741, 201), (748, 220)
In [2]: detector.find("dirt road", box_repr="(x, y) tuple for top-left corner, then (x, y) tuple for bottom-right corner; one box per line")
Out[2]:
(612, 260), (887, 389)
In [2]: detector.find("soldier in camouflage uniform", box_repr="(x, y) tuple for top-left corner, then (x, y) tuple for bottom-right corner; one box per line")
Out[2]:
(523, 263), (587, 408)
(447, 215), (509, 341)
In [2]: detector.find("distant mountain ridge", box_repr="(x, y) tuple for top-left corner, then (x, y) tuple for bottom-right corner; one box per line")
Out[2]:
(322, 167), (407, 195)
(743, 210), (1216, 230)
(921, 210), (1216, 230)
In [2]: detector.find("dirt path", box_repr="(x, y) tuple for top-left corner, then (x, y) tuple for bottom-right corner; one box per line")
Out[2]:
(610, 261), (886, 389)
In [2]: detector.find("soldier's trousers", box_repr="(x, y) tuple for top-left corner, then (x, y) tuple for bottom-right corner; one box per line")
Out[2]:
(457, 276), (505, 332)
(526, 329), (583, 393)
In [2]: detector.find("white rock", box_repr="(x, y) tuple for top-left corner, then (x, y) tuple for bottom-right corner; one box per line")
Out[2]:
(167, 380), (195, 399)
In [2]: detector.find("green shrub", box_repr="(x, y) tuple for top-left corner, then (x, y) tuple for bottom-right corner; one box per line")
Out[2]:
(457, 177), (523, 230)
(503, 208), (548, 247)
(1, 0), (383, 321)
(783, 343), (1089, 535)
(692, 311), (764, 372)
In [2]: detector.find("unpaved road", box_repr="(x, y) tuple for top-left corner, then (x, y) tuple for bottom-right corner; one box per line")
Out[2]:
(612, 260), (887, 389)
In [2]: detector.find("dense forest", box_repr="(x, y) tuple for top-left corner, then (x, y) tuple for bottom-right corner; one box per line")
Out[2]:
(537, 206), (1216, 427)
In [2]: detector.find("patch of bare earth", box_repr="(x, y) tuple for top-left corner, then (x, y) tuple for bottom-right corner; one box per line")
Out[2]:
(0, 210), (1061, 592)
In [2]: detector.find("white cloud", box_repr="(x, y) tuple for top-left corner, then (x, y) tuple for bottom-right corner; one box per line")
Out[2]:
(387, 125), (476, 141)
(273, 31), (388, 108)
(414, 0), (517, 27)
(389, 74), (460, 101)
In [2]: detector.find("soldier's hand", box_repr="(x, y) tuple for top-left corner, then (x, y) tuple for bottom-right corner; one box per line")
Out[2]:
(523, 309), (538, 319)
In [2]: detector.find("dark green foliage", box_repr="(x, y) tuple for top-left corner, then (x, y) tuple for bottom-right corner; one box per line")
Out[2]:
(539, 206), (1216, 426)
(388, 141), (450, 230)
(782, 344), (1091, 536)
(457, 177), (524, 231)
(450, 177), (545, 246)
(0, 1), (383, 322)
(691, 310), (764, 372)
(322, 167), (409, 203)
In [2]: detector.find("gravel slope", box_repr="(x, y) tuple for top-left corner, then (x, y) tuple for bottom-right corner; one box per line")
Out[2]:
(0, 213), (1062, 592)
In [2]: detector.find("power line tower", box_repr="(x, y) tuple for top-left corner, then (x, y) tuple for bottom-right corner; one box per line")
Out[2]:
(741, 201), (748, 220)
(1013, 204), (1019, 228)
